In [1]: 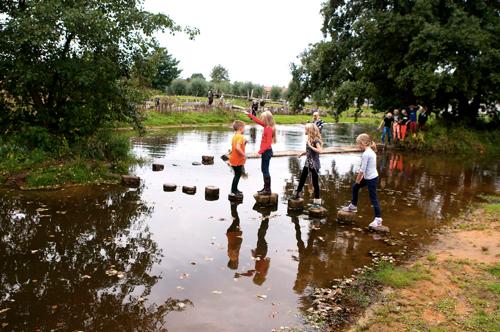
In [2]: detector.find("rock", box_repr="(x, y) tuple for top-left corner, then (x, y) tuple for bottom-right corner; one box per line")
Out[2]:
(228, 194), (243, 203)
(202, 156), (214, 165)
(369, 225), (390, 234)
(337, 210), (356, 222)
(121, 175), (140, 188)
(205, 186), (220, 201)
(192, 162), (201, 166)
(182, 186), (196, 195)
(152, 164), (164, 172)
(308, 206), (328, 218)
(163, 183), (177, 192)
(253, 193), (278, 206)
(288, 198), (304, 210)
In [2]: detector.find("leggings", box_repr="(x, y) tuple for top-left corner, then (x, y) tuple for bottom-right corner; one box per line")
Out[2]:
(231, 166), (242, 193)
(351, 177), (381, 218)
(392, 123), (400, 140)
(400, 124), (407, 140)
(297, 166), (320, 199)
(261, 148), (273, 177)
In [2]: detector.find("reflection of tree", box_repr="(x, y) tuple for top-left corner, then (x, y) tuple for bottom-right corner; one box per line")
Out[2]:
(0, 186), (190, 331)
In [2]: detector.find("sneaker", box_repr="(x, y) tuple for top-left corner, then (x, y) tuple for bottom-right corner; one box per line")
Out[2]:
(369, 217), (383, 228)
(341, 203), (357, 213)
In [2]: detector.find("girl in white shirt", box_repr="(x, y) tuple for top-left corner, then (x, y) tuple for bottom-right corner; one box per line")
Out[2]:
(342, 134), (383, 228)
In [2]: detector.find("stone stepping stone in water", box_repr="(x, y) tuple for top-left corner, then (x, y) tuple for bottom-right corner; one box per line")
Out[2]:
(205, 186), (219, 201)
(253, 193), (278, 207)
(192, 162), (201, 166)
(152, 164), (164, 172)
(163, 183), (177, 192)
(228, 194), (243, 203)
(202, 155), (214, 165)
(308, 206), (328, 218)
(288, 198), (304, 211)
(337, 210), (356, 222)
(368, 225), (390, 234)
(121, 175), (140, 188)
(182, 186), (197, 195)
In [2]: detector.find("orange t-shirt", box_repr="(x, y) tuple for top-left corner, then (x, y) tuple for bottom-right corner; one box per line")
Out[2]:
(229, 133), (246, 166)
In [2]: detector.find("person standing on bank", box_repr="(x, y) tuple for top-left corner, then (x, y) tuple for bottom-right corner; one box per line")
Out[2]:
(342, 133), (383, 228)
(418, 106), (428, 129)
(245, 110), (276, 195)
(294, 123), (323, 208)
(312, 111), (324, 133)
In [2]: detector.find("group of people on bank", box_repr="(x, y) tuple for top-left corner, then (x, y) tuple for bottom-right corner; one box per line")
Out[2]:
(379, 105), (429, 144)
(228, 110), (384, 229)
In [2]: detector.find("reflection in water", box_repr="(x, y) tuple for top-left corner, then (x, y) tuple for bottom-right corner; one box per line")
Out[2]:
(0, 186), (190, 331)
(252, 212), (271, 286)
(227, 203), (243, 270)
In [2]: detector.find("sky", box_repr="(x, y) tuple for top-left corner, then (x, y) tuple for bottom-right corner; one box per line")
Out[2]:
(143, 0), (325, 87)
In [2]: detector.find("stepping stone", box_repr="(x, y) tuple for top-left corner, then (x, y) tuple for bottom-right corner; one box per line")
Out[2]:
(205, 186), (220, 201)
(202, 155), (214, 165)
(253, 193), (278, 206)
(252, 203), (277, 213)
(288, 198), (304, 211)
(228, 194), (243, 203)
(192, 162), (201, 166)
(337, 210), (356, 222)
(182, 186), (196, 195)
(163, 183), (177, 192)
(121, 175), (140, 188)
(368, 225), (390, 234)
(308, 206), (328, 218)
(152, 164), (164, 171)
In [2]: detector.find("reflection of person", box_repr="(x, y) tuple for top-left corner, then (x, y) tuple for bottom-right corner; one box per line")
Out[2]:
(312, 111), (324, 133)
(252, 213), (271, 285)
(251, 100), (259, 116)
(226, 203), (243, 270)
(342, 134), (383, 228)
(229, 120), (246, 197)
(294, 124), (323, 208)
(378, 111), (393, 144)
(291, 216), (314, 293)
(245, 111), (276, 195)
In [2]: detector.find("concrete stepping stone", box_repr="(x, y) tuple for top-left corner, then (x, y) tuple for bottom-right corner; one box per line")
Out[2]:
(163, 183), (177, 192)
(202, 156), (214, 165)
(337, 210), (356, 222)
(368, 225), (390, 234)
(228, 194), (243, 203)
(253, 193), (278, 206)
(288, 198), (304, 211)
(121, 175), (140, 188)
(205, 186), (219, 201)
(308, 206), (328, 218)
(192, 162), (201, 166)
(182, 186), (196, 195)
(152, 164), (164, 171)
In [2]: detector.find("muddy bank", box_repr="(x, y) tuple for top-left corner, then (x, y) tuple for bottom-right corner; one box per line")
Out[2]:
(303, 196), (500, 331)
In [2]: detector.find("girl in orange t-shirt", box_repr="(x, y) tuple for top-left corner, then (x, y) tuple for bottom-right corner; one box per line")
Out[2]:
(229, 120), (247, 196)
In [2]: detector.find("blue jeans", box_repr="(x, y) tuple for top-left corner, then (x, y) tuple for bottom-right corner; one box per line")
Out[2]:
(261, 148), (273, 177)
(351, 177), (381, 218)
(381, 127), (392, 144)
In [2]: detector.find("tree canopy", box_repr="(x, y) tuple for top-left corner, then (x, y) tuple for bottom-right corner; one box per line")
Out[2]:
(289, 0), (499, 121)
(0, 0), (197, 139)
(210, 65), (230, 82)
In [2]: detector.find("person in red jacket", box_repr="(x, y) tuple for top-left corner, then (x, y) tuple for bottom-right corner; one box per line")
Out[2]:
(245, 110), (276, 195)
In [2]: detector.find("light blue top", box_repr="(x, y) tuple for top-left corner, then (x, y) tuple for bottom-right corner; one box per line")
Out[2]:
(359, 148), (378, 180)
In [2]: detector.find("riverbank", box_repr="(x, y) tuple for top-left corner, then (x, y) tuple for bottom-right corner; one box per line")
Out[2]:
(303, 196), (500, 331)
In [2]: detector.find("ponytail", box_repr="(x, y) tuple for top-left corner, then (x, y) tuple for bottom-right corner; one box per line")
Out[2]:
(356, 133), (377, 151)
(371, 141), (377, 152)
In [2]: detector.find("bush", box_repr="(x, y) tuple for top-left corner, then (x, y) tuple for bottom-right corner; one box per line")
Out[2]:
(170, 79), (189, 95)
(189, 78), (208, 97)
(270, 86), (283, 101)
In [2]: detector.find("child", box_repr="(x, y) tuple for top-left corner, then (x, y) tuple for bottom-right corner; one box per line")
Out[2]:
(246, 110), (276, 195)
(229, 120), (247, 197)
(342, 133), (383, 228)
(378, 111), (393, 144)
(294, 123), (323, 207)
(312, 111), (324, 133)
(399, 109), (410, 141)
(392, 109), (401, 141)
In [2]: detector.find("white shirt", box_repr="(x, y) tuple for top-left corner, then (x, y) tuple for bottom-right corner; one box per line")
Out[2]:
(359, 148), (378, 180)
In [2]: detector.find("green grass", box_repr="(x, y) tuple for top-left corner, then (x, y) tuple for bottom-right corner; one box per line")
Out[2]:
(465, 310), (500, 332)
(143, 109), (246, 127)
(371, 263), (430, 288)
(486, 265), (500, 277)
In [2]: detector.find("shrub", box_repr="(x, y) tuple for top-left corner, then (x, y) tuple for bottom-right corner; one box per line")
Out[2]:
(189, 78), (208, 97)
(170, 79), (189, 95)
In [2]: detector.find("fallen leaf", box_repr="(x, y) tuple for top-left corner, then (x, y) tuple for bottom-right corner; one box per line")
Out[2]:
(176, 286), (184, 291)
(212, 290), (222, 295)
(257, 294), (267, 300)
(0, 308), (10, 314)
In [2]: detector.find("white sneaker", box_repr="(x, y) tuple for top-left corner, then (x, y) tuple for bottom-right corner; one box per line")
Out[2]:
(369, 217), (383, 228)
(341, 203), (357, 213)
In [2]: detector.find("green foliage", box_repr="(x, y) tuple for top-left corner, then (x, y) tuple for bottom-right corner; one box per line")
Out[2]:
(270, 86), (283, 101)
(372, 263), (430, 288)
(170, 79), (190, 96)
(291, 0), (500, 121)
(190, 73), (205, 80)
(465, 310), (500, 332)
(253, 85), (264, 99)
(0, 0), (197, 140)
(151, 48), (181, 90)
(231, 81), (245, 96)
(189, 78), (208, 97)
(210, 64), (230, 82)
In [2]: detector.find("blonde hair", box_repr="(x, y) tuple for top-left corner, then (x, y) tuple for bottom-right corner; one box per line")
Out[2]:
(356, 133), (377, 152)
(260, 111), (277, 144)
(232, 120), (245, 131)
(305, 123), (322, 145)
(313, 112), (320, 120)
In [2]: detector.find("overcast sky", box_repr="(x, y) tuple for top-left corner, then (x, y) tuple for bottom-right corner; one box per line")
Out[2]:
(144, 0), (325, 87)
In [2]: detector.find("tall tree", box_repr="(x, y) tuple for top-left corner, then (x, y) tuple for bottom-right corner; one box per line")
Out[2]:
(151, 48), (181, 90)
(210, 65), (230, 82)
(0, 0), (197, 138)
(290, 0), (499, 121)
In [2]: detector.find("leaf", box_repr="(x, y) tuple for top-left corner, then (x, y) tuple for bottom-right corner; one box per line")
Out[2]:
(0, 308), (11, 314)
(211, 290), (222, 295)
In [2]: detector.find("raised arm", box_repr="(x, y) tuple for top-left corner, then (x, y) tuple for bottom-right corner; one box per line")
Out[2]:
(246, 113), (265, 127)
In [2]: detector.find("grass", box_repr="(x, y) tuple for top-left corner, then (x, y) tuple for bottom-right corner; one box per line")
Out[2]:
(371, 262), (430, 288)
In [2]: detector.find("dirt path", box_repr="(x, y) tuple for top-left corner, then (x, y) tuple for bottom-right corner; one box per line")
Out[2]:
(349, 199), (500, 332)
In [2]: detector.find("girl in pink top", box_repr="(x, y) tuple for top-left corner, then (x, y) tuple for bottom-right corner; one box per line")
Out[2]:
(246, 111), (276, 195)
